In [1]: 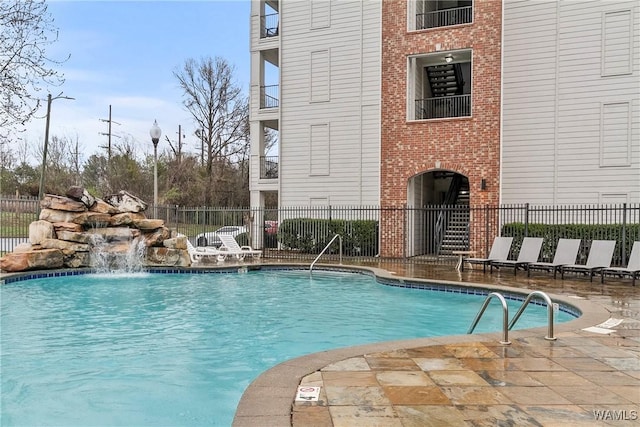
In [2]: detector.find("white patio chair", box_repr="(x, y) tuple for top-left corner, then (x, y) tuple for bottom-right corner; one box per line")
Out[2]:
(186, 238), (225, 264)
(217, 234), (262, 261)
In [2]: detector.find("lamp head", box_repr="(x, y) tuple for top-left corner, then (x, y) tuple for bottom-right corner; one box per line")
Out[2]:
(150, 120), (162, 144)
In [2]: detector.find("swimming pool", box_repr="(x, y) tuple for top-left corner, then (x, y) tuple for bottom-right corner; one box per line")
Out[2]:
(1, 268), (576, 426)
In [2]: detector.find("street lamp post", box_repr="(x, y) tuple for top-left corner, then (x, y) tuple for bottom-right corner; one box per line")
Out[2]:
(149, 120), (162, 218)
(38, 93), (74, 208)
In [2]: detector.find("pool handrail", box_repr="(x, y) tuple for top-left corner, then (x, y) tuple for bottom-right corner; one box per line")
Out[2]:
(508, 290), (557, 340)
(468, 290), (557, 343)
(310, 234), (342, 273)
(467, 292), (511, 345)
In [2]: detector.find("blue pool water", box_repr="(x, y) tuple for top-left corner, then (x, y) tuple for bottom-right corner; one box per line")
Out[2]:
(1, 270), (575, 426)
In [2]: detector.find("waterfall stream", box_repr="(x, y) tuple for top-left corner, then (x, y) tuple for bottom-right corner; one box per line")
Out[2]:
(90, 234), (146, 273)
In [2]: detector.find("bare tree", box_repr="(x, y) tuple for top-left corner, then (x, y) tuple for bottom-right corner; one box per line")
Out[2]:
(32, 134), (81, 194)
(174, 56), (249, 204)
(0, 0), (67, 142)
(14, 138), (32, 165)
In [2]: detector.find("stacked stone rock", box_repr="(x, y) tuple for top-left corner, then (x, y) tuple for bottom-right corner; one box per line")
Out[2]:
(0, 187), (189, 273)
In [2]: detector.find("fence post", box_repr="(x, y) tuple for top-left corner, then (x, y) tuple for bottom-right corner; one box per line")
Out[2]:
(403, 204), (407, 259)
(484, 204), (490, 255)
(175, 205), (179, 235)
(525, 203), (530, 237)
(622, 203), (627, 263)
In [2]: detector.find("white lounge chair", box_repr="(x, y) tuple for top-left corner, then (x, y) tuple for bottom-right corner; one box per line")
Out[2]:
(561, 240), (616, 282)
(217, 234), (262, 261)
(186, 239), (225, 264)
(463, 236), (513, 273)
(527, 238), (581, 279)
(490, 237), (543, 276)
(601, 241), (640, 286)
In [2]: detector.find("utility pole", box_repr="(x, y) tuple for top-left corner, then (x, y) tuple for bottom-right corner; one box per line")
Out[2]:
(99, 105), (121, 159)
(177, 124), (185, 162)
(38, 92), (74, 206)
(72, 136), (81, 185)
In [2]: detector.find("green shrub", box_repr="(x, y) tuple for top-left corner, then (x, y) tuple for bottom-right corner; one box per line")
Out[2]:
(278, 218), (379, 256)
(501, 222), (639, 264)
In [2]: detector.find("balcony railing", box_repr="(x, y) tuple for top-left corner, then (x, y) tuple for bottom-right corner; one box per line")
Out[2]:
(260, 13), (279, 38)
(260, 155), (279, 179)
(260, 85), (279, 109)
(415, 94), (471, 120)
(416, 6), (472, 30)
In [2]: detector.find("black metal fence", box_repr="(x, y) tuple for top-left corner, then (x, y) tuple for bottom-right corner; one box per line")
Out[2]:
(415, 95), (471, 120)
(2, 196), (639, 267)
(416, 5), (473, 30)
(0, 196), (39, 254)
(259, 156), (279, 179)
(260, 12), (279, 38)
(260, 85), (279, 109)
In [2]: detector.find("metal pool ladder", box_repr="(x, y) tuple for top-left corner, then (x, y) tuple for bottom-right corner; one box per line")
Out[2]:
(467, 290), (557, 344)
(310, 234), (342, 273)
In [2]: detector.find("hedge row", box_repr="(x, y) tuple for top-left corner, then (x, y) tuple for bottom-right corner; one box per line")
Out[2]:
(501, 222), (640, 265)
(278, 218), (379, 256)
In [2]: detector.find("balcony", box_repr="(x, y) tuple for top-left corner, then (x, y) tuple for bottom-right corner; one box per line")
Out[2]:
(261, 13), (279, 38)
(415, 94), (471, 120)
(416, 6), (472, 30)
(260, 156), (279, 179)
(260, 85), (279, 109)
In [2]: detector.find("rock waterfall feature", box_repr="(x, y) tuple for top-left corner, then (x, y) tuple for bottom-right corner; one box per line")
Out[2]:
(0, 187), (190, 273)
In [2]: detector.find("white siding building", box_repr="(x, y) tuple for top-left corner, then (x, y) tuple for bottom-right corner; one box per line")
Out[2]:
(501, 0), (640, 204)
(249, 0), (381, 210)
(249, 0), (639, 211)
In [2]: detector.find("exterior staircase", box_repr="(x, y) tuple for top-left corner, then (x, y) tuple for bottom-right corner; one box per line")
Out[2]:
(426, 63), (464, 97)
(438, 191), (470, 255)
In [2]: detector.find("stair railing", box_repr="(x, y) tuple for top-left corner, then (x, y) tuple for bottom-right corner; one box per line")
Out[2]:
(435, 175), (463, 254)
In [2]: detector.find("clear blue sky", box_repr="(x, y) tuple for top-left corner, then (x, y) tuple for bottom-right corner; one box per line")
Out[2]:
(24, 0), (250, 162)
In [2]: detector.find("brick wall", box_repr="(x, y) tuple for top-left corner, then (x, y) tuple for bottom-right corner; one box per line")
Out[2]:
(380, 0), (502, 257)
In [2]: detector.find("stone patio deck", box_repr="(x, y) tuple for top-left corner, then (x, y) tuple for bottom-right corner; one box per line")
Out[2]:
(234, 261), (640, 426)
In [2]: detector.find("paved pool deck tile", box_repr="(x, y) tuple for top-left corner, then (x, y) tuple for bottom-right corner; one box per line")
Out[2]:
(233, 262), (639, 426)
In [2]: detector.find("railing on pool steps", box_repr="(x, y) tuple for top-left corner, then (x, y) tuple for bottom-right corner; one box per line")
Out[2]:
(468, 290), (557, 344)
(467, 292), (511, 345)
(310, 234), (342, 273)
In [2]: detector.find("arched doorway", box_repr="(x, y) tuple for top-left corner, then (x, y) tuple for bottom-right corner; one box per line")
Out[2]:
(407, 170), (470, 257)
